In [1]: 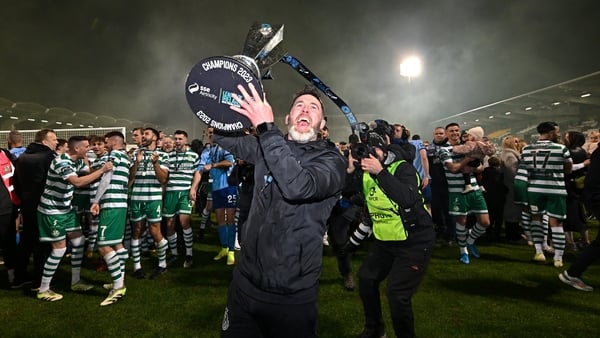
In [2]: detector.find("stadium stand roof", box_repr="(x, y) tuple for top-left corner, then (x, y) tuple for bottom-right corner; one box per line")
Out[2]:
(431, 70), (600, 141)
(0, 98), (169, 134)
(3, 71), (600, 142)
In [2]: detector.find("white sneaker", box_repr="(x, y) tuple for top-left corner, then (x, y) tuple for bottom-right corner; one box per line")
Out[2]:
(323, 232), (330, 246)
(558, 271), (593, 291)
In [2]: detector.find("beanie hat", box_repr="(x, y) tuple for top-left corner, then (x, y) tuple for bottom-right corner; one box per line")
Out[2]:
(366, 132), (386, 150)
(467, 126), (484, 141)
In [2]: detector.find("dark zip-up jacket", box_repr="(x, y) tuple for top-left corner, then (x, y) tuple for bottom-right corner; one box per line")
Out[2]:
(585, 145), (600, 208)
(215, 125), (345, 304)
(13, 143), (56, 211)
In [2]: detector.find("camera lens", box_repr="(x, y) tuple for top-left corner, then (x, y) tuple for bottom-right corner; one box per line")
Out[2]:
(351, 143), (371, 159)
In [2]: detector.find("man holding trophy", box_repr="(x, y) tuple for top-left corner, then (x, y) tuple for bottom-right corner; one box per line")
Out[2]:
(186, 23), (346, 337)
(217, 83), (345, 337)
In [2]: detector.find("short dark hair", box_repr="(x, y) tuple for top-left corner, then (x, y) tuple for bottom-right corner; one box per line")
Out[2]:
(488, 156), (501, 167)
(88, 135), (104, 144)
(105, 131), (125, 140)
(34, 129), (55, 143)
(7, 130), (23, 147)
(537, 121), (558, 135)
(174, 130), (188, 138)
(144, 127), (159, 139)
(290, 85), (324, 113)
(68, 136), (88, 149)
(445, 122), (460, 130)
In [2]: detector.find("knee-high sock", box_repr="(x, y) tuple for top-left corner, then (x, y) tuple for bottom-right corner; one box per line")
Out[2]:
(39, 247), (67, 292)
(217, 225), (228, 248)
(131, 239), (141, 270)
(542, 214), (550, 247)
(521, 210), (532, 241)
(455, 222), (468, 254)
(200, 209), (210, 230)
(551, 227), (565, 260)
(530, 220), (544, 254)
(87, 218), (99, 252)
(70, 235), (85, 284)
(227, 224), (237, 251)
(467, 223), (487, 245)
(182, 228), (193, 256)
(103, 251), (123, 289)
(123, 220), (132, 252)
(167, 233), (178, 256)
(156, 238), (168, 268)
(116, 247), (128, 276)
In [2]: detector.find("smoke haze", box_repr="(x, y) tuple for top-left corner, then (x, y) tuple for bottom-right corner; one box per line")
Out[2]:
(1, 0), (599, 140)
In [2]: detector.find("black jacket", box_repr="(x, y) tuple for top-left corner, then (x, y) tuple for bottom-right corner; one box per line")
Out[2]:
(13, 143), (56, 211)
(585, 145), (600, 209)
(362, 148), (434, 231)
(215, 126), (346, 303)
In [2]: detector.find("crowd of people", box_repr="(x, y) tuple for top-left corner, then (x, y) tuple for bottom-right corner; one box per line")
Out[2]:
(1, 88), (600, 336)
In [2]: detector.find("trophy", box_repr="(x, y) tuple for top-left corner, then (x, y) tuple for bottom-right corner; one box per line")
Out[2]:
(185, 23), (287, 132)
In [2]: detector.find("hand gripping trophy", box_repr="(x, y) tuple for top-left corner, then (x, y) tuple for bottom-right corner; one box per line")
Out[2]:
(185, 23), (358, 133)
(185, 23), (286, 132)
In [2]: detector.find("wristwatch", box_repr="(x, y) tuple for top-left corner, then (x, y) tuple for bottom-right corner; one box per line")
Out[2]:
(256, 122), (276, 134)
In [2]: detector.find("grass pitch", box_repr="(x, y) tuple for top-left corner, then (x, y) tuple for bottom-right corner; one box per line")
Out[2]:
(1, 224), (599, 338)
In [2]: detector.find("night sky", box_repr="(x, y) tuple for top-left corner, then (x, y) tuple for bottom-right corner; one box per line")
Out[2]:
(2, 0), (600, 140)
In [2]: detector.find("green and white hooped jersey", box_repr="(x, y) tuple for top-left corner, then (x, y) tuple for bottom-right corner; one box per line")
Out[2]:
(438, 144), (481, 193)
(89, 152), (109, 198)
(166, 149), (199, 192)
(72, 162), (91, 199)
(514, 160), (528, 182)
(521, 140), (571, 196)
(130, 148), (169, 202)
(38, 153), (84, 215)
(96, 149), (131, 209)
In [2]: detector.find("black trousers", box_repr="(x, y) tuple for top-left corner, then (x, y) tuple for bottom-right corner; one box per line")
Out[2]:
(358, 226), (435, 338)
(221, 279), (317, 338)
(568, 203), (600, 277)
(14, 204), (50, 286)
(327, 204), (361, 277)
(430, 183), (454, 241)
(0, 210), (17, 270)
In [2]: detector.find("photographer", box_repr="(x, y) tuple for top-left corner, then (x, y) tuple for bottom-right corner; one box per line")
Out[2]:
(347, 125), (435, 338)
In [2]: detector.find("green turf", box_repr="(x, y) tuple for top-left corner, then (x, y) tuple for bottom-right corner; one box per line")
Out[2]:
(1, 225), (600, 338)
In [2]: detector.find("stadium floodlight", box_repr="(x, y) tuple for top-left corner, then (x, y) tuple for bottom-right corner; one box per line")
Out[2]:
(400, 56), (422, 79)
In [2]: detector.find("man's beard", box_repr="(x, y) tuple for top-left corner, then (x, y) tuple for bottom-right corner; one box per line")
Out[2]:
(288, 125), (318, 143)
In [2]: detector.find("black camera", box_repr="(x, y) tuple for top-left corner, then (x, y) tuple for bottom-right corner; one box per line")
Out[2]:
(350, 121), (387, 160)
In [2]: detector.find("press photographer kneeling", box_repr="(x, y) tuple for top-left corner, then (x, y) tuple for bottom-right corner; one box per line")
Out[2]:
(346, 121), (436, 338)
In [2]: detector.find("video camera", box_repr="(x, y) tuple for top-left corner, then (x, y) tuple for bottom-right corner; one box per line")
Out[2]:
(350, 120), (393, 160)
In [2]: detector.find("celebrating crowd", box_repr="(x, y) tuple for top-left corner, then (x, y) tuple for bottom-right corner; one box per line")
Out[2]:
(1, 85), (600, 338)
